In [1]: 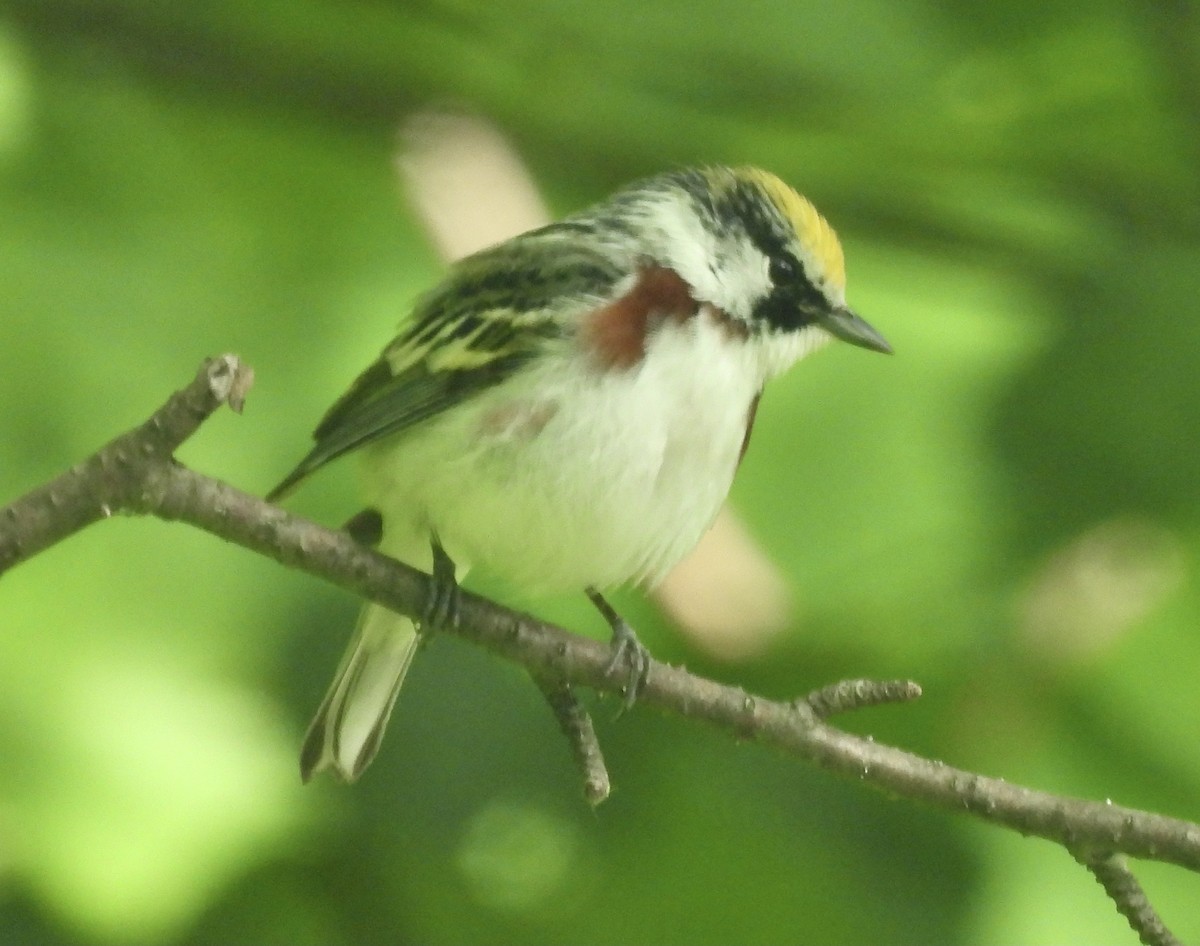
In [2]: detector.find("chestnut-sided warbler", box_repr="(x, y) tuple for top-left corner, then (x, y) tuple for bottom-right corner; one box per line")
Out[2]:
(269, 166), (890, 783)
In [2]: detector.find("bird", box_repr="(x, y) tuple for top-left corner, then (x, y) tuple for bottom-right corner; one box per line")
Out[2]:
(268, 165), (891, 783)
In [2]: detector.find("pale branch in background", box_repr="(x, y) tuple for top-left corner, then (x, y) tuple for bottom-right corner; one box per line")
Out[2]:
(0, 355), (1195, 946)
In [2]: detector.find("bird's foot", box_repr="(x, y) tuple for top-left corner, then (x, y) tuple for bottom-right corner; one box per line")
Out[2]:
(341, 508), (383, 547)
(586, 587), (652, 709)
(421, 536), (460, 635)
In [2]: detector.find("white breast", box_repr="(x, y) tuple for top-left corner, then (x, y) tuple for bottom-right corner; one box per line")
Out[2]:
(362, 311), (806, 594)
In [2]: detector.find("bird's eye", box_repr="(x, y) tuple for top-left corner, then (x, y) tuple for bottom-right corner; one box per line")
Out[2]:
(769, 255), (799, 285)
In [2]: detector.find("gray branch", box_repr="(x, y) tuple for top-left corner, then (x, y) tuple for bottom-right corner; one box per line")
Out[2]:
(531, 671), (610, 806)
(1, 355), (1197, 944)
(1080, 851), (1184, 946)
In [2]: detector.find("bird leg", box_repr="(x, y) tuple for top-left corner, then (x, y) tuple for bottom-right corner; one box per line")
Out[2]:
(421, 534), (460, 634)
(341, 508), (383, 547)
(585, 587), (652, 708)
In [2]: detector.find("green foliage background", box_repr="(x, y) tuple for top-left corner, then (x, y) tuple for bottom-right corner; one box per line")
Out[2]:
(1, 1), (1198, 943)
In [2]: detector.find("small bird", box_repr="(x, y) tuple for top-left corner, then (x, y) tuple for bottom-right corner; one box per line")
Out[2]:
(269, 166), (890, 783)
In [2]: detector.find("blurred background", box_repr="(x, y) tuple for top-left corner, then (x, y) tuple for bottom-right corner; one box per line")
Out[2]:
(1, 1), (1199, 943)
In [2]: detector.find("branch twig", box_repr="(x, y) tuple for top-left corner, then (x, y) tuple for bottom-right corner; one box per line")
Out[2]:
(1, 355), (1196, 944)
(531, 672), (611, 806)
(1079, 851), (1183, 946)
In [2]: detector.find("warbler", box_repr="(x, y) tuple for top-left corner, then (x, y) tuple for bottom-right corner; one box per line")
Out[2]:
(269, 166), (890, 783)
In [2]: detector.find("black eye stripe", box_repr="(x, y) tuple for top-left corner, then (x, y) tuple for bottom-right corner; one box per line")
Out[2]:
(769, 255), (799, 285)
(754, 281), (828, 331)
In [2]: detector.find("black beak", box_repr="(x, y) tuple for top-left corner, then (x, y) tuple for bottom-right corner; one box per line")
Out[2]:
(819, 307), (892, 354)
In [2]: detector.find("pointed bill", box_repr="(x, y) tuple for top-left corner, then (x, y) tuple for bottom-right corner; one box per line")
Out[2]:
(820, 307), (892, 354)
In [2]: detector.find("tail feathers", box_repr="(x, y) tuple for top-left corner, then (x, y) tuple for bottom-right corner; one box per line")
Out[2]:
(265, 451), (320, 503)
(300, 603), (421, 783)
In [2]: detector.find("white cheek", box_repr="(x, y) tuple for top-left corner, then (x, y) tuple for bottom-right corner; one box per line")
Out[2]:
(712, 237), (772, 320)
(639, 197), (770, 320)
(643, 198), (715, 287)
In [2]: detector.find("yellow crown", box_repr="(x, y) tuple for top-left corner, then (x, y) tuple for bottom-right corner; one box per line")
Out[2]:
(732, 167), (846, 294)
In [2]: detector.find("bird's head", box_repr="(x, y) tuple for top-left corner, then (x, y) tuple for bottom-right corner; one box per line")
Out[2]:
(620, 166), (891, 368)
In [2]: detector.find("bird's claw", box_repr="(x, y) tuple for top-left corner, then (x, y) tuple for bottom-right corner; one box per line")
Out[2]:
(587, 587), (652, 709)
(604, 617), (652, 709)
(421, 537), (460, 634)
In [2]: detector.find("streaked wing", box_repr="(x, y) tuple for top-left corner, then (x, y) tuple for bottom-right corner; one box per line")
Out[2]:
(267, 226), (626, 500)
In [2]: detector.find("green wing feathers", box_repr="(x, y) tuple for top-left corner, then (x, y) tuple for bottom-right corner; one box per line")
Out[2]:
(266, 230), (625, 501)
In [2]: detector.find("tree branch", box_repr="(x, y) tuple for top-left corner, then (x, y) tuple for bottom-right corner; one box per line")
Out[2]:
(531, 671), (611, 806)
(1078, 850), (1184, 946)
(1, 355), (1197, 943)
(0, 354), (253, 575)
